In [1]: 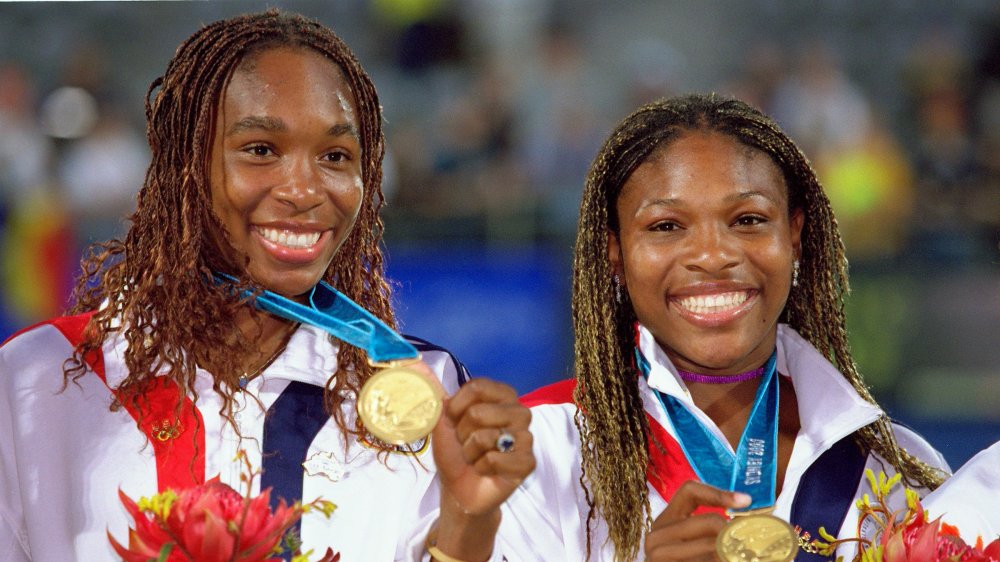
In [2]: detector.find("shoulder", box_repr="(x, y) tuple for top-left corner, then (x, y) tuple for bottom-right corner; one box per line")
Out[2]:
(888, 420), (951, 474)
(520, 379), (576, 407)
(2, 312), (95, 349)
(402, 334), (471, 392)
(521, 379), (581, 442)
(0, 313), (100, 398)
(1, 313), (96, 367)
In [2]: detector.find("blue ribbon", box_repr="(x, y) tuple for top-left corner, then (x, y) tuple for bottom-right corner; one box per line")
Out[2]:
(215, 273), (418, 363)
(638, 349), (779, 511)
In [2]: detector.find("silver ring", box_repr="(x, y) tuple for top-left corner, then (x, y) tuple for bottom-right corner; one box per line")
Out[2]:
(495, 430), (515, 453)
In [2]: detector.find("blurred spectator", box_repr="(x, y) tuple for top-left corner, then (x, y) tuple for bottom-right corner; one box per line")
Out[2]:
(0, 63), (52, 207)
(903, 28), (984, 264)
(515, 22), (606, 239)
(771, 40), (872, 159)
(816, 117), (914, 263)
(0, 62), (72, 325)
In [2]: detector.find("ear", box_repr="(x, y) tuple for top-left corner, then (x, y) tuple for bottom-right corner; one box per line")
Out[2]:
(607, 228), (624, 280)
(789, 208), (805, 259)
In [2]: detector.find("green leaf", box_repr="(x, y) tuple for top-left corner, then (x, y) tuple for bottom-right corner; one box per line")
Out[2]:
(157, 543), (174, 562)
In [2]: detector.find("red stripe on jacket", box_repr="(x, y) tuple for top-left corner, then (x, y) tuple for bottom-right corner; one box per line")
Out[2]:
(522, 379), (722, 515)
(37, 313), (206, 492)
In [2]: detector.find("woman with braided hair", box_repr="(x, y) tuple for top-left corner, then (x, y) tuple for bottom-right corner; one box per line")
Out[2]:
(0, 11), (532, 561)
(490, 94), (949, 561)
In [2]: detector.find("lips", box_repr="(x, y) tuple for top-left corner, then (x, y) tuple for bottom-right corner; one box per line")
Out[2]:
(670, 287), (758, 327)
(255, 226), (321, 249)
(677, 291), (750, 315)
(251, 224), (330, 264)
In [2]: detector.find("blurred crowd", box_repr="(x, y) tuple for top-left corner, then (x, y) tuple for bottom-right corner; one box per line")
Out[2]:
(1, 1), (998, 341)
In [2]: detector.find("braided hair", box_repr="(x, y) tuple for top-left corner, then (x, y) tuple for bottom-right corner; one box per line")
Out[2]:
(571, 93), (945, 561)
(65, 10), (391, 442)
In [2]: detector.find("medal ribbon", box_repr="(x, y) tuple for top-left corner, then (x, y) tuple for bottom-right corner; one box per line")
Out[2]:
(637, 349), (779, 511)
(215, 274), (418, 363)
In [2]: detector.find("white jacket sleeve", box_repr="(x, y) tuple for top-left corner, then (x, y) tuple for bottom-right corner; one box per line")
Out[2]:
(0, 347), (30, 562)
(922, 442), (1000, 542)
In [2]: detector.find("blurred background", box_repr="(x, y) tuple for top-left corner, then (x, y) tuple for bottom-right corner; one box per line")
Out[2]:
(0, 0), (998, 468)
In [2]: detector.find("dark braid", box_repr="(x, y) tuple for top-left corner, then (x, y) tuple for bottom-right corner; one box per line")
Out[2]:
(572, 94), (945, 561)
(65, 10), (393, 447)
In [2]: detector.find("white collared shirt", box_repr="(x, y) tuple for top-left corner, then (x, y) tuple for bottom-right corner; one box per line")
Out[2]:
(0, 316), (467, 562)
(494, 323), (949, 561)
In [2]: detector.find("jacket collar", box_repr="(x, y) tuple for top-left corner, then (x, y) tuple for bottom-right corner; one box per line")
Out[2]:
(101, 322), (339, 391)
(638, 323), (882, 450)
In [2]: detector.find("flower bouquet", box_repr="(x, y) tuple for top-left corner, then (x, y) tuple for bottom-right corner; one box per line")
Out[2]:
(109, 452), (339, 562)
(801, 469), (1000, 562)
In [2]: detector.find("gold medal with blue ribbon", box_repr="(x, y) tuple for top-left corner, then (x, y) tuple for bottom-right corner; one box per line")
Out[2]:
(638, 350), (798, 562)
(218, 274), (442, 445)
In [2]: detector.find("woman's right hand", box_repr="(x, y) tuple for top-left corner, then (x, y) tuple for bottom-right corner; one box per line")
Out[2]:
(644, 481), (751, 562)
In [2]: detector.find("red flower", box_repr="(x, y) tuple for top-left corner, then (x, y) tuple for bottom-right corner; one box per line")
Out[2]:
(801, 470), (1000, 562)
(109, 473), (338, 562)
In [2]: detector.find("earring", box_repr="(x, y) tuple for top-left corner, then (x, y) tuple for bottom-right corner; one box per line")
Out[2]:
(792, 260), (800, 288)
(613, 275), (623, 303)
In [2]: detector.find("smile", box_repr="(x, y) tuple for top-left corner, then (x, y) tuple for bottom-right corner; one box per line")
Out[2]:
(677, 291), (750, 315)
(255, 226), (322, 249)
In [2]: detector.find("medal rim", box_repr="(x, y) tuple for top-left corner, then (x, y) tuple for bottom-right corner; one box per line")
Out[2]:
(357, 366), (442, 445)
(715, 512), (799, 562)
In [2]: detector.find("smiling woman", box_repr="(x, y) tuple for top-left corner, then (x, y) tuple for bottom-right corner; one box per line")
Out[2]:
(0, 10), (533, 562)
(209, 47), (365, 299)
(494, 94), (951, 562)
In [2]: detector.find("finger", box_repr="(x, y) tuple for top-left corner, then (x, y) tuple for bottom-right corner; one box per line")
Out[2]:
(473, 440), (535, 480)
(461, 427), (532, 464)
(446, 378), (519, 420)
(646, 535), (720, 562)
(644, 513), (727, 551)
(454, 402), (532, 443)
(654, 481), (751, 527)
(401, 360), (447, 398)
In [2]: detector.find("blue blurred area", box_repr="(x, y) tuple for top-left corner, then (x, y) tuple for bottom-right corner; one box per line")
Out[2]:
(901, 417), (1000, 472)
(386, 243), (573, 395)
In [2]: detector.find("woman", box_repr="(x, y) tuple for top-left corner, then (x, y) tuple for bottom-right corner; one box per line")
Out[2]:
(0, 11), (532, 561)
(496, 94), (948, 561)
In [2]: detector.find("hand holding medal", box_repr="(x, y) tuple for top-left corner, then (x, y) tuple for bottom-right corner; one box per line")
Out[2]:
(640, 352), (798, 562)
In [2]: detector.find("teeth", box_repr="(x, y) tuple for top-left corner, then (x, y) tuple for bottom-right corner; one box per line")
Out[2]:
(679, 291), (748, 314)
(257, 227), (321, 249)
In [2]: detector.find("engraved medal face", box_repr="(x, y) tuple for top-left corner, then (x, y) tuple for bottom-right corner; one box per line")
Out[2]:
(716, 513), (799, 562)
(357, 367), (442, 445)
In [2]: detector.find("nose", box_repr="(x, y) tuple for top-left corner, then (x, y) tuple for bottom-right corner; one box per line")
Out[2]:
(683, 223), (740, 274)
(272, 156), (324, 212)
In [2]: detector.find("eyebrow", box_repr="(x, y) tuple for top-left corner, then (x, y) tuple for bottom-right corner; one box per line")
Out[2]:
(227, 116), (360, 142)
(726, 189), (781, 205)
(228, 116), (285, 135)
(327, 122), (360, 141)
(636, 190), (780, 212)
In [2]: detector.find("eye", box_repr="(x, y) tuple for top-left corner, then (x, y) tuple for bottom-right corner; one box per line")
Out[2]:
(323, 149), (352, 163)
(734, 214), (767, 227)
(244, 144), (274, 157)
(650, 220), (680, 232)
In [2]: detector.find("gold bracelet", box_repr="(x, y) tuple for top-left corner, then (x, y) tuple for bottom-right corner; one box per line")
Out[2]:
(425, 527), (473, 562)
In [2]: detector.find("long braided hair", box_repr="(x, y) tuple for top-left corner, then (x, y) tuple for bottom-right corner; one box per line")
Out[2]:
(572, 94), (945, 561)
(65, 10), (392, 442)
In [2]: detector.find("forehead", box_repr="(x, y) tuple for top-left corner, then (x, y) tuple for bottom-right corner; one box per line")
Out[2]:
(222, 46), (356, 115)
(623, 131), (787, 200)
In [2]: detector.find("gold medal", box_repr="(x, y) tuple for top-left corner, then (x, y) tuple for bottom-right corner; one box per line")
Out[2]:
(357, 362), (443, 445)
(716, 510), (799, 562)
